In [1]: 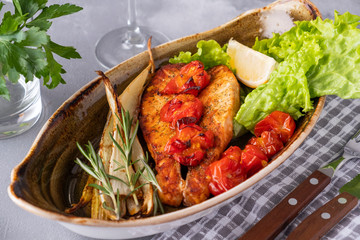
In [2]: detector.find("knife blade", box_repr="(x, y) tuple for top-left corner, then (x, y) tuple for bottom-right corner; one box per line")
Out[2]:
(287, 174), (360, 240)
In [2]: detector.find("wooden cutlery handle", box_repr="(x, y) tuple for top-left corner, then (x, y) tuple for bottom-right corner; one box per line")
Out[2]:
(287, 192), (358, 240)
(239, 170), (331, 240)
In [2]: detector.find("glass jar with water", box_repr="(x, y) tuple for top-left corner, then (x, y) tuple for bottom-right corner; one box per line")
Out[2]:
(0, 76), (42, 139)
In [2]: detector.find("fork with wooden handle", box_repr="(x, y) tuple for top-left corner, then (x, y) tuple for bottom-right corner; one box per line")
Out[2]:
(239, 128), (360, 240)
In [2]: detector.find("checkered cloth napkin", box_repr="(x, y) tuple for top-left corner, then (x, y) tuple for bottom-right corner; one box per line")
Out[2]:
(151, 96), (360, 240)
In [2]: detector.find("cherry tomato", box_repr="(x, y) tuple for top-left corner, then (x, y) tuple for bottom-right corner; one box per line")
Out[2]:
(164, 124), (214, 166)
(164, 138), (189, 154)
(175, 123), (203, 141)
(160, 94), (203, 128)
(206, 156), (246, 196)
(163, 125), (200, 155)
(176, 124), (214, 150)
(173, 124), (214, 149)
(254, 111), (296, 143)
(191, 129), (215, 150)
(221, 146), (242, 161)
(241, 145), (268, 177)
(162, 61), (210, 96)
(174, 149), (205, 167)
(248, 131), (284, 158)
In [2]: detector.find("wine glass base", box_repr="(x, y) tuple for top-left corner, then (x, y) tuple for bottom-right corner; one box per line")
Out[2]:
(95, 26), (170, 69)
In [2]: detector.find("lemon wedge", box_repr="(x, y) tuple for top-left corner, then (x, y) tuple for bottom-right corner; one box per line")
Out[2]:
(227, 39), (278, 88)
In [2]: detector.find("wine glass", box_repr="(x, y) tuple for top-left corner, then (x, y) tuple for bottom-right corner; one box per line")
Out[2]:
(95, 0), (170, 69)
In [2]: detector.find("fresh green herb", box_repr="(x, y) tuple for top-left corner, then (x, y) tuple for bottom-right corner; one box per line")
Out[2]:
(76, 108), (163, 219)
(75, 142), (122, 220)
(110, 109), (164, 214)
(235, 11), (360, 131)
(0, 0), (82, 100)
(139, 152), (164, 215)
(169, 39), (234, 71)
(110, 109), (142, 206)
(153, 188), (165, 216)
(139, 152), (161, 191)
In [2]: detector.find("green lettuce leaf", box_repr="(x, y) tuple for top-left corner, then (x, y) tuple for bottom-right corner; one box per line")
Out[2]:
(235, 11), (360, 131)
(306, 14), (360, 98)
(169, 40), (233, 71)
(235, 40), (321, 130)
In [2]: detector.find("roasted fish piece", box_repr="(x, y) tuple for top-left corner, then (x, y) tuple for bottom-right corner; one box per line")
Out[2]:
(140, 63), (239, 207)
(184, 65), (240, 206)
(140, 64), (185, 207)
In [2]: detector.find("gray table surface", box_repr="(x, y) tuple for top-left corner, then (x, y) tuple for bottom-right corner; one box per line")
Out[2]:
(1, 0), (360, 239)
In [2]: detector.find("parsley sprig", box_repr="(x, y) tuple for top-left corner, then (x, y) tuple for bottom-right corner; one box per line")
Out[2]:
(0, 0), (82, 100)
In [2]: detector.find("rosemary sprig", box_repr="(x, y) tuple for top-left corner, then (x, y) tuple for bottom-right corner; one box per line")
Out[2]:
(75, 108), (164, 218)
(140, 152), (164, 215)
(75, 142), (122, 220)
(110, 109), (164, 215)
(140, 152), (162, 191)
(109, 109), (141, 206)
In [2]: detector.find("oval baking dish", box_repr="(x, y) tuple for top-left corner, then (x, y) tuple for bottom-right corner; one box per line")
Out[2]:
(8, 0), (325, 239)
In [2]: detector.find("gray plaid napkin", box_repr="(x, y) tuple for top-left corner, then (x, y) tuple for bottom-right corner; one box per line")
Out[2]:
(151, 95), (360, 240)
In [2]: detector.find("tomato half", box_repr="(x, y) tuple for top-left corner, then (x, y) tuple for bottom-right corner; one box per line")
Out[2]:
(248, 131), (284, 158)
(241, 144), (268, 177)
(162, 61), (210, 96)
(160, 94), (203, 128)
(254, 111), (296, 143)
(206, 156), (246, 196)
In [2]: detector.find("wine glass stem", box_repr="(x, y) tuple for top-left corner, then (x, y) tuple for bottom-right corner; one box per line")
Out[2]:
(123, 0), (146, 48)
(127, 0), (137, 30)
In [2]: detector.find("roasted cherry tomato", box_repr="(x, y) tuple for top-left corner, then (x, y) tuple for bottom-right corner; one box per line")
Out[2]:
(248, 131), (284, 158)
(241, 144), (268, 177)
(191, 129), (215, 150)
(254, 111), (296, 143)
(162, 61), (210, 96)
(206, 156), (246, 196)
(174, 149), (205, 167)
(164, 124), (214, 166)
(164, 139), (189, 154)
(221, 146), (242, 161)
(176, 124), (214, 150)
(174, 123), (203, 142)
(160, 94), (203, 128)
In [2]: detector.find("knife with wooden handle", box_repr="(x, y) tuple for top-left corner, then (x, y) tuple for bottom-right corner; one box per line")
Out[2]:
(287, 192), (358, 240)
(238, 170), (331, 240)
(287, 174), (360, 240)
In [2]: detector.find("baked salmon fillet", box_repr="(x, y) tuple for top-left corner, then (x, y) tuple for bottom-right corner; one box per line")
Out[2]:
(183, 65), (240, 206)
(140, 64), (240, 207)
(140, 64), (185, 207)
